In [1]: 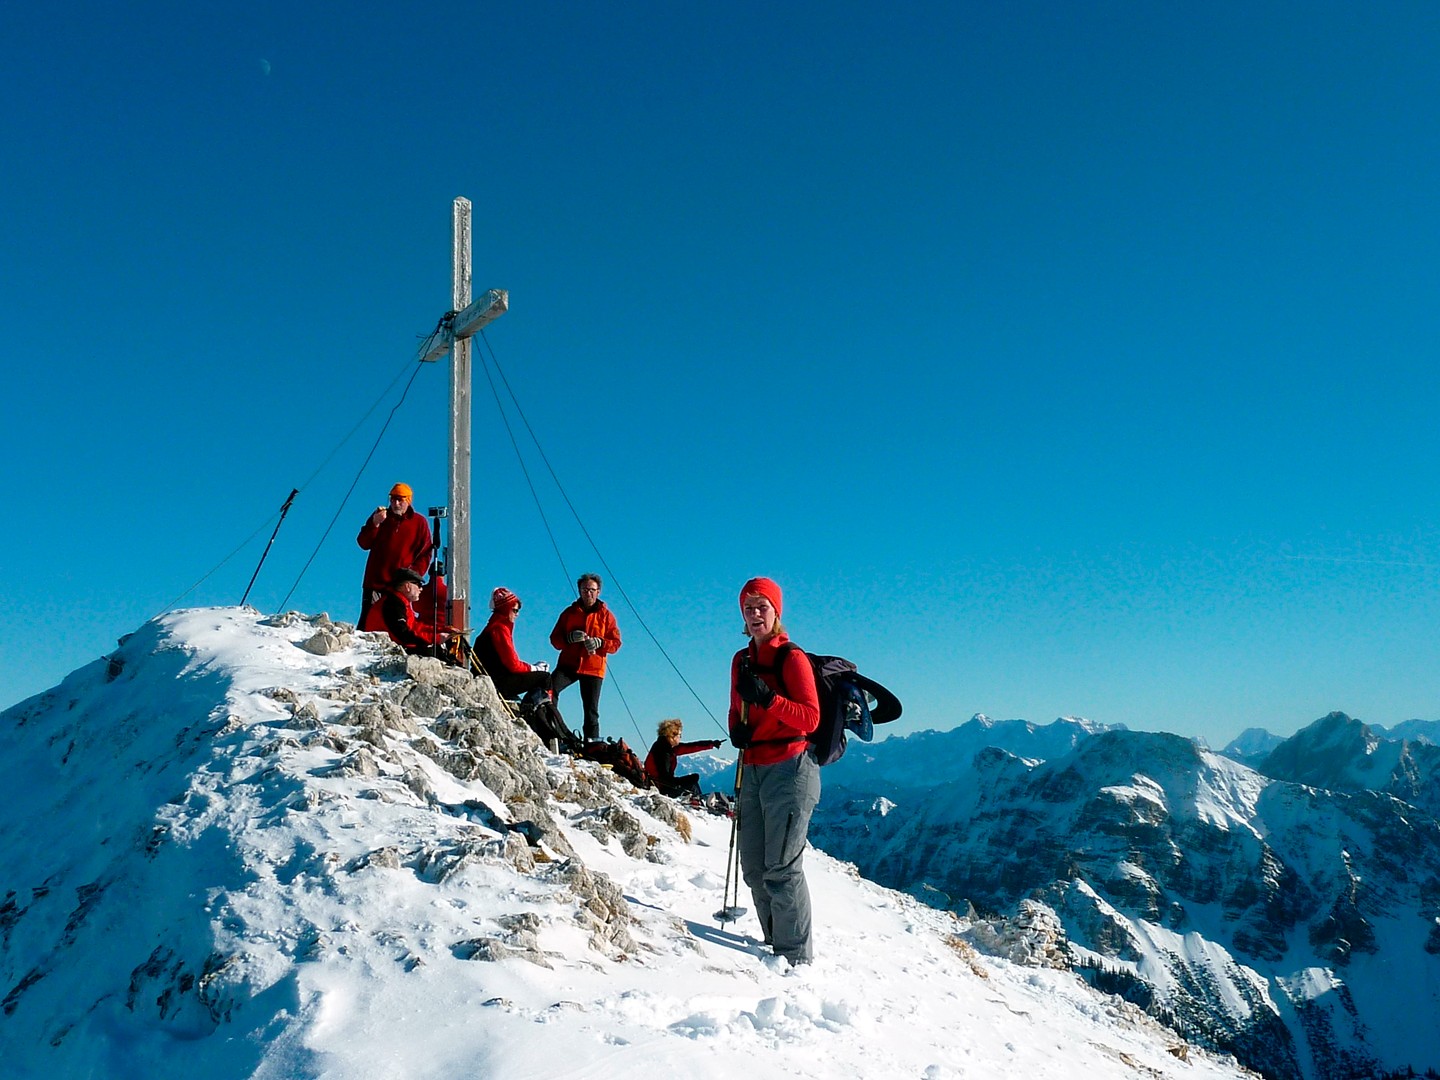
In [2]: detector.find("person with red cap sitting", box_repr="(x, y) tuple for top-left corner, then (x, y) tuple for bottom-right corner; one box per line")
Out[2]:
(356, 482), (432, 628)
(473, 587), (553, 701)
(729, 576), (821, 967)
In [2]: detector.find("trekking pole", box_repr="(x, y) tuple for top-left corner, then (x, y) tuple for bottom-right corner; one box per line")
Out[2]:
(427, 506), (446, 653)
(240, 488), (299, 608)
(714, 705), (749, 923)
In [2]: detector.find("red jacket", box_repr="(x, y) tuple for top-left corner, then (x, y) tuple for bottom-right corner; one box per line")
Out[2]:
(360, 586), (441, 652)
(729, 633), (820, 766)
(414, 574), (449, 631)
(549, 600), (621, 677)
(476, 614), (531, 675)
(357, 509), (432, 590)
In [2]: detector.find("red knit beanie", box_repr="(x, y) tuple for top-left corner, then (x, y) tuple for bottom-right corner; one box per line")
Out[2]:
(490, 587), (521, 612)
(738, 577), (783, 618)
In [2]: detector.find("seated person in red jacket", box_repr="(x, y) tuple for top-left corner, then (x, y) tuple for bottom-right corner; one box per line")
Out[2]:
(472, 587), (553, 701)
(644, 718), (721, 799)
(361, 568), (450, 659)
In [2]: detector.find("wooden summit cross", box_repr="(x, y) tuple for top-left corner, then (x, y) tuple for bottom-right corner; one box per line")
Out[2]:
(417, 196), (508, 635)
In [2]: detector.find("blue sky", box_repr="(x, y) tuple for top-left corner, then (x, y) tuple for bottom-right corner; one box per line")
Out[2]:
(5, 1), (1440, 748)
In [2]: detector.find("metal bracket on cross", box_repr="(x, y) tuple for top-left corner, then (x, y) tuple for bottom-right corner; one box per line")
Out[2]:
(417, 287), (509, 364)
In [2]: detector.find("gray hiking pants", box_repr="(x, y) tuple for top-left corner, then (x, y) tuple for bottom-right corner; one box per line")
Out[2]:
(738, 750), (821, 963)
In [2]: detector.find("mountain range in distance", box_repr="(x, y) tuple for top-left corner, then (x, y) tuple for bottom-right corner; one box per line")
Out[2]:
(806, 709), (1440, 1080)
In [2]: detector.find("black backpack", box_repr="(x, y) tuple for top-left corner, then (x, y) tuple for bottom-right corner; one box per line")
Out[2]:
(518, 696), (583, 755)
(749, 643), (902, 765)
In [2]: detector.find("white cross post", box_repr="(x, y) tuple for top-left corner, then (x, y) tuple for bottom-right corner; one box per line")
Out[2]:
(418, 196), (508, 635)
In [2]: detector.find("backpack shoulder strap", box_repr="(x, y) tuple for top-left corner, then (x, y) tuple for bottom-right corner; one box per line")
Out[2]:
(750, 641), (798, 696)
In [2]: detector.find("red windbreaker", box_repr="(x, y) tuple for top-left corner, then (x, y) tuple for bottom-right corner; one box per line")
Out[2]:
(477, 614), (531, 675)
(360, 586), (441, 652)
(728, 633), (820, 766)
(549, 600), (621, 677)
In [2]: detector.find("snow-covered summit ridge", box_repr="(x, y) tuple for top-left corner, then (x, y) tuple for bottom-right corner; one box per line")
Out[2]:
(1254, 710), (1440, 818)
(1222, 712), (1440, 764)
(0, 607), (1250, 1080)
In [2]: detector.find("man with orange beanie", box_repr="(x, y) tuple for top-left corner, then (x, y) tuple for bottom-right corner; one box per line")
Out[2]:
(356, 482), (432, 628)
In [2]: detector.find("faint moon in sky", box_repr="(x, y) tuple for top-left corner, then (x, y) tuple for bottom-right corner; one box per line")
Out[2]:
(260, 59), (272, 76)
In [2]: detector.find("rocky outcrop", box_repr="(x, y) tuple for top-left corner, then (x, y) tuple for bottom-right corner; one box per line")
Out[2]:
(0, 610), (676, 1044)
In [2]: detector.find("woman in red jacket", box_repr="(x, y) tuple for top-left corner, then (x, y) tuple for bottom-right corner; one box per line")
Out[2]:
(729, 576), (820, 967)
(473, 588), (552, 702)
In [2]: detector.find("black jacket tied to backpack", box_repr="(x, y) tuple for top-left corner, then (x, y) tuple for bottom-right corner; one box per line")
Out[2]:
(743, 642), (903, 766)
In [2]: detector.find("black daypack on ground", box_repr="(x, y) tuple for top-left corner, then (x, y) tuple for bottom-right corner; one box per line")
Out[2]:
(750, 643), (902, 765)
(518, 696), (583, 755)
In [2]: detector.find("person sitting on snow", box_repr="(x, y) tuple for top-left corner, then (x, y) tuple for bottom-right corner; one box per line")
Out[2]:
(644, 718), (720, 800)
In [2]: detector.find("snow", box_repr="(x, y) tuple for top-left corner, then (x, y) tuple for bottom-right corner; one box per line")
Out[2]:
(0, 607), (1255, 1080)
(1099, 778), (1168, 815)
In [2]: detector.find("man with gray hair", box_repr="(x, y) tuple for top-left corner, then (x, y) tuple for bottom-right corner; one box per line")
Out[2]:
(549, 573), (621, 741)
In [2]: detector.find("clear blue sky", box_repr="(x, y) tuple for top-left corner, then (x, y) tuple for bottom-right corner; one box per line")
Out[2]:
(5, 1), (1440, 748)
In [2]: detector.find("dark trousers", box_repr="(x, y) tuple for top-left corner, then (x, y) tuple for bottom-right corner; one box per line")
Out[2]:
(552, 669), (603, 740)
(656, 773), (703, 799)
(490, 668), (552, 702)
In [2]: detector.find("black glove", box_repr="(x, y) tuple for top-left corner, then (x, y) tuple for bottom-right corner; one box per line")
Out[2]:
(585, 635), (603, 653)
(706, 740), (723, 750)
(735, 667), (775, 708)
(729, 726), (751, 749)
(566, 629), (587, 644)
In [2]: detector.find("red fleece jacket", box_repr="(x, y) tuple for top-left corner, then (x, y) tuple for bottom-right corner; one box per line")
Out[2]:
(478, 614), (531, 675)
(357, 509), (432, 590)
(360, 586), (442, 652)
(728, 633), (820, 766)
(549, 600), (621, 677)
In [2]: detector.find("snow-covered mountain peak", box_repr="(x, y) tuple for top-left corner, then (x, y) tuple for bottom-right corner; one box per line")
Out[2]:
(0, 608), (1249, 1080)
(1220, 727), (1287, 766)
